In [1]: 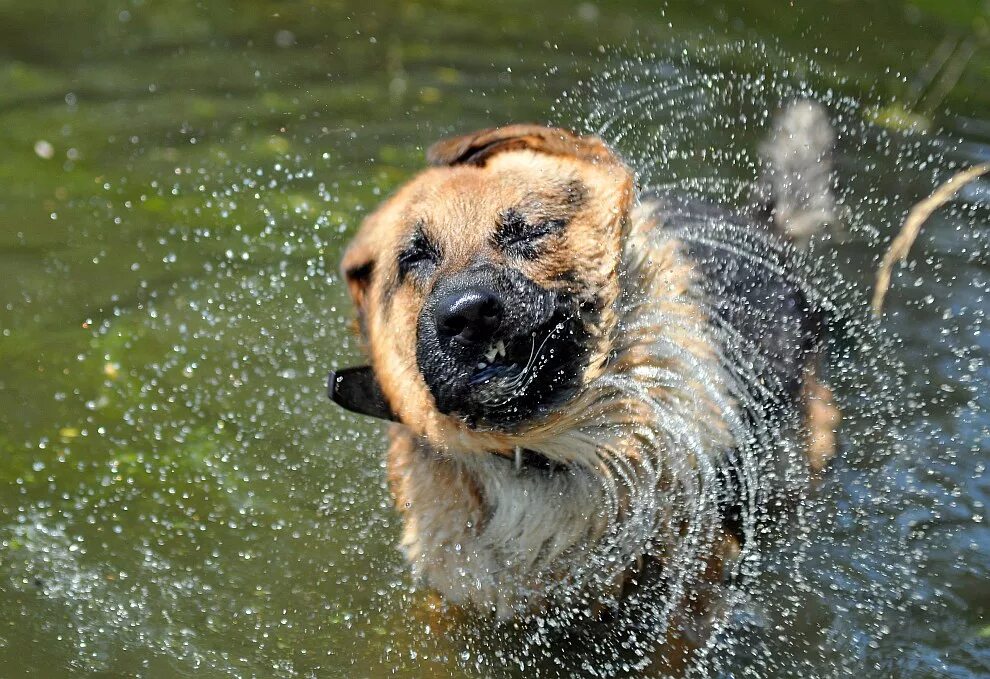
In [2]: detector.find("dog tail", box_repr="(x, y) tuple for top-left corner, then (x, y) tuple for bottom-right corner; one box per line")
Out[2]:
(753, 100), (837, 248)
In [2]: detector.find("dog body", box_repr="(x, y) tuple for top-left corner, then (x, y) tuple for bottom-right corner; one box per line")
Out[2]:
(331, 114), (839, 628)
(384, 216), (733, 617)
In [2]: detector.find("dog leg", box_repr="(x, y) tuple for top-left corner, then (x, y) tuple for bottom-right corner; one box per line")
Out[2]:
(802, 370), (841, 475)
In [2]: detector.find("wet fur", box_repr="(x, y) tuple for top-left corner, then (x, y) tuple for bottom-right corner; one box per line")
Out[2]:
(338, 119), (840, 639)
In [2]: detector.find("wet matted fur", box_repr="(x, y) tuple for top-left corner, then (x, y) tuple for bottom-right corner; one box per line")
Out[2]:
(329, 112), (841, 656)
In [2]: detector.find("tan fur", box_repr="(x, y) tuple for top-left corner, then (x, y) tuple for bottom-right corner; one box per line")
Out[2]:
(383, 227), (736, 616)
(344, 146), (633, 456)
(803, 372), (841, 475)
(340, 125), (838, 631)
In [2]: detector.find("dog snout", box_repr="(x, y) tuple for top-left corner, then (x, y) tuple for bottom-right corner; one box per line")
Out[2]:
(434, 288), (504, 346)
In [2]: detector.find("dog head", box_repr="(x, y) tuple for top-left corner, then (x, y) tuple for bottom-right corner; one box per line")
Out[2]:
(333, 125), (633, 448)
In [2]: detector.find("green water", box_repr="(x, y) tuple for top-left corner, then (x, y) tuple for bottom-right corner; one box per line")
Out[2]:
(1, 1), (989, 677)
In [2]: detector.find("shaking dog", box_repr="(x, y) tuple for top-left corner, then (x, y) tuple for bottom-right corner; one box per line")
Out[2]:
(329, 103), (840, 643)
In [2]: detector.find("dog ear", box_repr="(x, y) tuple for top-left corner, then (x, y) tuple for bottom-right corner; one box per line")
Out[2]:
(341, 240), (375, 315)
(426, 124), (618, 167)
(327, 366), (397, 422)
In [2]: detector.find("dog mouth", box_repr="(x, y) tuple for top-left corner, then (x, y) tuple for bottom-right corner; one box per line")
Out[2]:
(469, 337), (529, 386)
(467, 319), (568, 392)
(414, 265), (593, 430)
(430, 311), (587, 428)
(476, 339), (510, 374)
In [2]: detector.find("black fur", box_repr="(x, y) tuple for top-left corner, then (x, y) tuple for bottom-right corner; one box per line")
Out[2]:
(416, 264), (590, 429)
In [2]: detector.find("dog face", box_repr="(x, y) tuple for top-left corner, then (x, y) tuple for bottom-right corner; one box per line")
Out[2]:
(337, 126), (633, 446)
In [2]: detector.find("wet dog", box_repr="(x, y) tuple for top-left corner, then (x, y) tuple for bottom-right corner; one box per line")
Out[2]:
(328, 104), (841, 654)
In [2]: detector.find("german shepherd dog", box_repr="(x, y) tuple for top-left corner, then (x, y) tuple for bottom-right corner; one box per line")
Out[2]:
(328, 102), (841, 659)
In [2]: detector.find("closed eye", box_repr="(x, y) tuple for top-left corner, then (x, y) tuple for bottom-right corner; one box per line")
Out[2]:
(398, 224), (442, 280)
(493, 208), (566, 258)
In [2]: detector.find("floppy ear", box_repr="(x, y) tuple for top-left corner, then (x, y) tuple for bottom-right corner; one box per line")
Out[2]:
(340, 239), (375, 315)
(426, 124), (619, 167)
(327, 367), (396, 422)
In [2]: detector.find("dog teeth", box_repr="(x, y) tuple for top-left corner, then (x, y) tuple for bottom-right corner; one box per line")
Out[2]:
(483, 340), (508, 363)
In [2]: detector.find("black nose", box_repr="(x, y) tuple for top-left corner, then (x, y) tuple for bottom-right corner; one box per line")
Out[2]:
(434, 288), (504, 346)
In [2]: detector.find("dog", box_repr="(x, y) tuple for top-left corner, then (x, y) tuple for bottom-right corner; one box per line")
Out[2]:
(328, 103), (841, 661)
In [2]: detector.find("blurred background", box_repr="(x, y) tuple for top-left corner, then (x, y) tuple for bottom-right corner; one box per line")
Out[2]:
(0, 1), (988, 677)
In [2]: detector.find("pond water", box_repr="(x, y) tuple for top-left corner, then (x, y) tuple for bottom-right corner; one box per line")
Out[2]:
(1, 1), (988, 677)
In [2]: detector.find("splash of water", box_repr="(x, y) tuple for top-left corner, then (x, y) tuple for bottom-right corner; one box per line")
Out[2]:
(443, 47), (950, 677)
